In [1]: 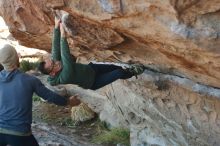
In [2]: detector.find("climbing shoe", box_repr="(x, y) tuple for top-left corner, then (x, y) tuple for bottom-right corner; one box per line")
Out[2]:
(125, 64), (145, 78)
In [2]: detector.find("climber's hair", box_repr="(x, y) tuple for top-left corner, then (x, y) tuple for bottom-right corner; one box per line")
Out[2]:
(0, 64), (3, 71)
(38, 61), (49, 75)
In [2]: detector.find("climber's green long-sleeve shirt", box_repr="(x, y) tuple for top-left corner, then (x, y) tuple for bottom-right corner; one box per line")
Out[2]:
(47, 28), (95, 89)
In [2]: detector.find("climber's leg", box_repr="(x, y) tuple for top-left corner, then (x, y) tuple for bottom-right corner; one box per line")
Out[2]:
(88, 62), (123, 75)
(90, 68), (133, 90)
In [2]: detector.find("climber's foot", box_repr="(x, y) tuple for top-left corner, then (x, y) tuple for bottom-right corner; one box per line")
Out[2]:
(125, 63), (145, 78)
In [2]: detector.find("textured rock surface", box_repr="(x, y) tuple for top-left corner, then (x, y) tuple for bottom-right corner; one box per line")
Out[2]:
(71, 103), (95, 123)
(1, 0), (220, 146)
(47, 68), (220, 146)
(0, 0), (220, 88)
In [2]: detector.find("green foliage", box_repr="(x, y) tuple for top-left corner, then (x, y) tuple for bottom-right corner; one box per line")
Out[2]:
(92, 126), (130, 146)
(92, 120), (109, 135)
(58, 117), (77, 128)
(19, 60), (39, 72)
(32, 95), (41, 102)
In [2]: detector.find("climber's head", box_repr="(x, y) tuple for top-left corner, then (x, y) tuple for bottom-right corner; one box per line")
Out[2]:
(38, 58), (62, 76)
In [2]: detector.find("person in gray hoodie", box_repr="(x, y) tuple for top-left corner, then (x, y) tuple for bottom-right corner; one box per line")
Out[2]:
(0, 44), (81, 146)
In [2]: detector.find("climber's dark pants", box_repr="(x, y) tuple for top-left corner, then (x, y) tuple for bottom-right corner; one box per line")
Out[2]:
(89, 63), (133, 90)
(0, 133), (39, 146)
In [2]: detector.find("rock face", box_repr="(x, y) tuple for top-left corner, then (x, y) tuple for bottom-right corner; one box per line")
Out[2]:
(1, 0), (220, 146)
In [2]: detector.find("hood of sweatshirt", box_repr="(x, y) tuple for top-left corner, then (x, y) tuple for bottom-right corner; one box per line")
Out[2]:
(0, 69), (19, 83)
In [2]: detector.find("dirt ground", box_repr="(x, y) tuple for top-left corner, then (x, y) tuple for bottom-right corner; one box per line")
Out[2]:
(32, 101), (113, 146)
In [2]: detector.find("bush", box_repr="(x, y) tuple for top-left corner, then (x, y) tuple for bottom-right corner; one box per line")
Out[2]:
(92, 127), (130, 146)
(19, 60), (39, 72)
(32, 95), (41, 102)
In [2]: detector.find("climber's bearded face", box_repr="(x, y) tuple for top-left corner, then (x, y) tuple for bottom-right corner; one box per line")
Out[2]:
(44, 58), (55, 74)
(44, 59), (62, 76)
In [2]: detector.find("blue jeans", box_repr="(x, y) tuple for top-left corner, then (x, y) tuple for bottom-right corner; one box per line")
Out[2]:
(89, 63), (133, 90)
(0, 133), (39, 146)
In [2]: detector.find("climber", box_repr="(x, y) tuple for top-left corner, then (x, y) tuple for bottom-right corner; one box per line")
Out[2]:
(38, 16), (145, 90)
(0, 44), (81, 146)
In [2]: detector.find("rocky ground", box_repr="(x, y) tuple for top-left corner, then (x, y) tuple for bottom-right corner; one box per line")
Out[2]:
(32, 101), (113, 146)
